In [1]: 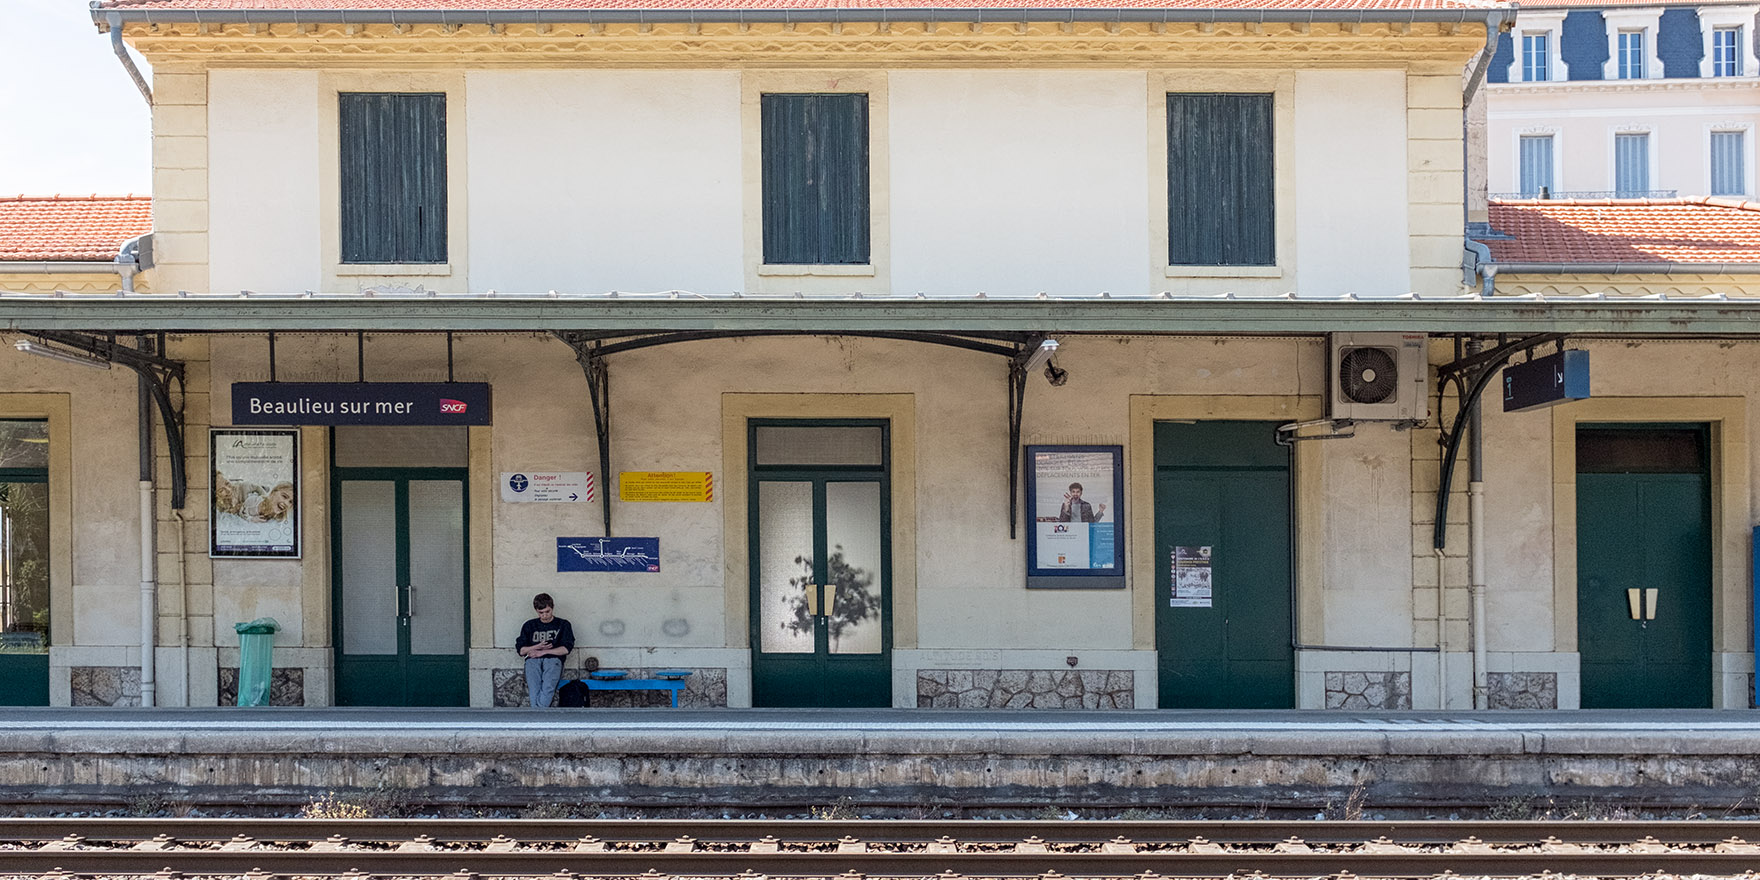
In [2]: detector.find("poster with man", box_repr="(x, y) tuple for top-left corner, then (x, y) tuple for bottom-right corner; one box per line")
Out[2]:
(1026, 446), (1120, 586)
(211, 429), (300, 558)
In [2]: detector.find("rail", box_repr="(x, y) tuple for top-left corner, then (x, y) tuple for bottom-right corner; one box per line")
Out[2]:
(3, 818), (1760, 877)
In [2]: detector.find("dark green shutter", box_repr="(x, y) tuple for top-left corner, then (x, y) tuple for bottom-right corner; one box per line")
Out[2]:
(340, 93), (447, 264)
(762, 94), (870, 265)
(1167, 94), (1274, 267)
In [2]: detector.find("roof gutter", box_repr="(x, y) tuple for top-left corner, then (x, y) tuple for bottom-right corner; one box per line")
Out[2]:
(3, 232), (154, 293)
(1485, 261), (1760, 275)
(93, 6), (1516, 27)
(1460, 9), (1515, 295)
(104, 10), (153, 106)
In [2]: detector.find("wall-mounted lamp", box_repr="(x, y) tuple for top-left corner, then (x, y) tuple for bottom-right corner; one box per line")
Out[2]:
(14, 340), (112, 370)
(1022, 338), (1059, 373)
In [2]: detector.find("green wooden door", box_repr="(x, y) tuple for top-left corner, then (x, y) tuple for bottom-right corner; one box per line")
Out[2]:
(1154, 421), (1294, 708)
(0, 419), (50, 706)
(332, 468), (469, 707)
(1577, 425), (1712, 709)
(749, 421), (891, 707)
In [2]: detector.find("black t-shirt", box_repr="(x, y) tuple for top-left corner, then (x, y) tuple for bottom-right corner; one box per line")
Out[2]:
(515, 616), (574, 656)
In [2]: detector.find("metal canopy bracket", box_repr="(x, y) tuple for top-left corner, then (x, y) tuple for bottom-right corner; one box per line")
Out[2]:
(1431, 332), (1566, 549)
(1007, 334), (1051, 540)
(553, 331), (613, 537)
(26, 330), (188, 509)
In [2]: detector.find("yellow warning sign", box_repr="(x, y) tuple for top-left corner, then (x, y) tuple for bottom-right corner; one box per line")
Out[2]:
(619, 471), (714, 503)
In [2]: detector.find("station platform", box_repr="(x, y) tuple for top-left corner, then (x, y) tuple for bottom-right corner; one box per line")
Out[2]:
(5, 709), (1760, 812)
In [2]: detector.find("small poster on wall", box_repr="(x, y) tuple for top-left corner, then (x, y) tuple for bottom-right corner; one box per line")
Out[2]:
(1025, 445), (1124, 589)
(211, 428), (300, 558)
(1170, 545), (1213, 608)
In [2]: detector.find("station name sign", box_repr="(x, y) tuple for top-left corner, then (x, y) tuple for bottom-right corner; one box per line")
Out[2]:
(232, 382), (492, 426)
(1503, 350), (1590, 413)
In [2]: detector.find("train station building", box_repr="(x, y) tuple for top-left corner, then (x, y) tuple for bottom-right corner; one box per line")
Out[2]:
(2, 0), (1758, 713)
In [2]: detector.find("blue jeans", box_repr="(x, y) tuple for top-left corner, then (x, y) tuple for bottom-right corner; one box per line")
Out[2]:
(525, 656), (563, 708)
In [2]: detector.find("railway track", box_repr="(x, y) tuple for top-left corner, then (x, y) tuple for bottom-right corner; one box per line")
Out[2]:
(4, 818), (1760, 877)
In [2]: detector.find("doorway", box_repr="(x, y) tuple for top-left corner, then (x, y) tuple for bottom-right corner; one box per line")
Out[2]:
(1576, 424), (1713, 708)
(331, 426), (469, 706)
(748, 420), (892, 707)
(1154, 420), (1294, 708)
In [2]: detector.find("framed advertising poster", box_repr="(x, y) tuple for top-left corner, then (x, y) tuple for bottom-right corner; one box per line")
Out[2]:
(1025, 445), (1124, 589)
(210, 428), (300, 558)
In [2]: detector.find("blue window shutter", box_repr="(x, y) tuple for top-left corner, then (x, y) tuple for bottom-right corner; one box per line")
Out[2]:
(340, 92), (447, 264)
(1561, 12), (1608, 81)
(1519, 135), (1554, 196)
(1614, 133), (1648, 196)
(1712, 130), (1746, 196)
(1487, 32), (1515, 84)
(761, 93), (870, 265)
(1658, 9), (1705, 78)
(1167, 93), (1275, 267)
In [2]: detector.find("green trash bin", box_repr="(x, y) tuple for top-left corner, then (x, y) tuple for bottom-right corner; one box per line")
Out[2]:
(233, 618), (280, 707)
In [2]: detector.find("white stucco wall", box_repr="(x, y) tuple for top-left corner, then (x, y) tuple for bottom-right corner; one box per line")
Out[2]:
(888, 71), (1152, 297)
(208, 70), (323, 294)
(1293, 70), (1413, 297)
(466, 71), (745, 294)
(1487, 83), (1760, 197)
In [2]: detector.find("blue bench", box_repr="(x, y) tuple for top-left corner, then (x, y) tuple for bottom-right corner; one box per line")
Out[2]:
(562, 670), (691, 708)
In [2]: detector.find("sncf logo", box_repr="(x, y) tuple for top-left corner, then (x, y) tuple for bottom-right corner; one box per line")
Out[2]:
(439, 399), (468, 414)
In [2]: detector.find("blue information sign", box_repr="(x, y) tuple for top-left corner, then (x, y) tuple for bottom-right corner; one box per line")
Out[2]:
(232, 382), (492, 425)
(558, 537), (661, 573)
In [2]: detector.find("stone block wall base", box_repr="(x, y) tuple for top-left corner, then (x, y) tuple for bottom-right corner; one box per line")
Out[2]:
(217, 667), (306, 707)
(1325, 671), (1413, 709)
(917, 669), (1135, 708)
(1486, 672), (1558, 709)
(70, 666), (141, 707)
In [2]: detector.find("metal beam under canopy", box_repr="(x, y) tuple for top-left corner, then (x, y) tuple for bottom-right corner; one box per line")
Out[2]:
(10, 292), (1760, 335)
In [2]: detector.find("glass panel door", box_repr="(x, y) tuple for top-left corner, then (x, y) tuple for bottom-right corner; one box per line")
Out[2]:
(749, 420), (891, 708)
(333, 454), (469, 706)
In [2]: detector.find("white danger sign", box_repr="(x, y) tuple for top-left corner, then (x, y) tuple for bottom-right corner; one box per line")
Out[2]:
(500, 472), (595, 503)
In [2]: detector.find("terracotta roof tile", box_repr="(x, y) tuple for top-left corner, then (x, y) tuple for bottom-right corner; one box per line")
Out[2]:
(1485, 197), (1760, 265)
(98, 0), (1507, 11)
(0, 196), (153, 263)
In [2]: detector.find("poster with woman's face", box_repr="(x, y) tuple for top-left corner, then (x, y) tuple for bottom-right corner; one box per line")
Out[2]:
(211, 429), (300, 558)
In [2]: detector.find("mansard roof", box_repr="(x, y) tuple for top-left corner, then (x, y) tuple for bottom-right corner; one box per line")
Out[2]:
(0, 196), (152, 264)
(1487, 197), (1760, 266)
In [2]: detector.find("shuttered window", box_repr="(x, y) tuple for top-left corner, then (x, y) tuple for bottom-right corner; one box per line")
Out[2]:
(761, 93), (870, 266)
(1614, 133), (1649, 196)
(1711, 130), (1747, 196)
(1617, 31), (1646, 79)
(339, 93), (447, 264)
(1519, 135), (1554, 197)
(1167, 93), (1274, 267)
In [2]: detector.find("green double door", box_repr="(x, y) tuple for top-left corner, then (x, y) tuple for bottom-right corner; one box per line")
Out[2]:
(332, 467), (469, 707)
(749, 420), (892, 707)
(1577, 425), (1713, 708)
(1154, 421), (1294, 708)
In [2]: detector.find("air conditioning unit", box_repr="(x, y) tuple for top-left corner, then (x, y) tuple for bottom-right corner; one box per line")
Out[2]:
(1328, 332), (1429, 422)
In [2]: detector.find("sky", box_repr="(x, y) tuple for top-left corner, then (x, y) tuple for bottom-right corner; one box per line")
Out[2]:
(1, 0), (154, 196)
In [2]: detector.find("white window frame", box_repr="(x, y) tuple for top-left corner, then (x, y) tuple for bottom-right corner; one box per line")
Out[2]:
(1712, 26), (1744, 77)
(1616, 30), (1647, 79)
(1609, 126), (1657, 197)
(1506, 12), (1567, 83)
(1602, 10), (1662, 80)
(1707, 123), (1755, 198)
(1515, 127), (1561, 197)
(1700, 7), (1760, 78)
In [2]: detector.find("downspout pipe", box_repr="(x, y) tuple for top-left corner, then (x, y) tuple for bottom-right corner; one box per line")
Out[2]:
(1462, 11), (1513, 292)
(1467, 339), (1488, 710)
(137, 335), (157, 708)
(106, 12), (153, 106)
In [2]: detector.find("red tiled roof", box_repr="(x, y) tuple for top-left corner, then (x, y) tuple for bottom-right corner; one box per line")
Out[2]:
(98, 0), (1506, 11)
(0, 196), (153, 263)
(1517, 0), (1750, 8)
(1486, 197), (1760, 265)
